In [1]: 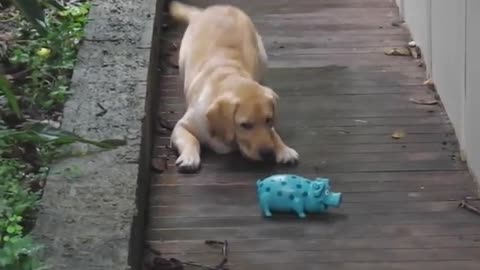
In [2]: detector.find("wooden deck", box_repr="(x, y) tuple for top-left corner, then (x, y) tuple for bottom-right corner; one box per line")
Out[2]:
(145, 0), (480, 269)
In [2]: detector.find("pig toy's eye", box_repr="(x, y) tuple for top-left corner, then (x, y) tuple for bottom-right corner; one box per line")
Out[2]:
(325, 190), (330, 195)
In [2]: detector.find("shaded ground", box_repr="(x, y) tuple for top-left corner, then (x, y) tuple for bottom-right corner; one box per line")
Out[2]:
(146, 0), (480, 269)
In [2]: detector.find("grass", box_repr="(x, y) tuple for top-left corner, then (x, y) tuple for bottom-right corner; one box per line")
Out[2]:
(0, 1), (123, 269)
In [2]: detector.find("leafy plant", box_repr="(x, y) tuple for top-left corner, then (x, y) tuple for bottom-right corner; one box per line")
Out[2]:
(9, 2), (90, 110)
(0, 159), (41, 270)
(0, 74), (22, 118)
(11, 0), (48, 35)
(0, 236), (44, 270)
(0, 2), (105, 269)
(10, 0), (65, 36)
(1, 122), (126, 150)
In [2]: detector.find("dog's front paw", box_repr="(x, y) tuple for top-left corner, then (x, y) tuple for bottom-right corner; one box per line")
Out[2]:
(276, 146), (299, 165)
(175, 152), (201, 173)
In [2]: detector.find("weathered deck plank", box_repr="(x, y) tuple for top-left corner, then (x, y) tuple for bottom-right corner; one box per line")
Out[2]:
(145, 0), (480, 269)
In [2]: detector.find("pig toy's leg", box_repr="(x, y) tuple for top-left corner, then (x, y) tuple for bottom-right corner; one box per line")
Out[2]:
(259, 194), (272, 217)
(292, 199), (307, 218)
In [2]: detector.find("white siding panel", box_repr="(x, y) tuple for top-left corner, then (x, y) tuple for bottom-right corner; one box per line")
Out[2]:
(430, 0), (466, 146)
(401, 0), (432, 76)
(465, 0), (480, 183)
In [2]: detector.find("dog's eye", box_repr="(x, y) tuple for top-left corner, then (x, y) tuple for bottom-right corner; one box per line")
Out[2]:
(241, 122), (253, 130)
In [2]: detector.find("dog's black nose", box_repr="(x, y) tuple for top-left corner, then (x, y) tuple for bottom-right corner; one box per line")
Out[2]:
(259, 148), (276, 162)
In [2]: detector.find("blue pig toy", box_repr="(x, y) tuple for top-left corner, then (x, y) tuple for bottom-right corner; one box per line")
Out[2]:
(256, 174), (342, 218)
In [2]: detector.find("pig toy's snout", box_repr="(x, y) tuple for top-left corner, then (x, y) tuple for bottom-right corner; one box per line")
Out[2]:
(325, 192), (342, 207)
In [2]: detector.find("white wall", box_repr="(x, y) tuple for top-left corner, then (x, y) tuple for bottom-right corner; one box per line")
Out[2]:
(399, 0), (432, 77)
(465, 0), (480, 181)
(430, 0), (466, 146)
(394, 0), (480, 184)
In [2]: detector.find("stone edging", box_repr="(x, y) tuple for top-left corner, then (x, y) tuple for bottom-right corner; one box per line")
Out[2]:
(31, 0), (166, 269)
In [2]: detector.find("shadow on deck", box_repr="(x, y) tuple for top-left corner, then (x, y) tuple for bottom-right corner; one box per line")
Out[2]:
(144, 0), (480, 269)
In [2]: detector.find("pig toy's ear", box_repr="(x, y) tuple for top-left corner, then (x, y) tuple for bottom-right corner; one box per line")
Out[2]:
(323, 178), (330, 186)
(315, 177), (330, 185)
(312, 182), (326, 198)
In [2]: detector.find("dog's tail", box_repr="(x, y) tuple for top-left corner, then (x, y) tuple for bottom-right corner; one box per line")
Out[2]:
(167, 1), (203, 24)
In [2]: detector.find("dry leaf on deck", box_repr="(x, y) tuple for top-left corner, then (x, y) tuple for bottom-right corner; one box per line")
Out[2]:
(423, 79), (433, 85)
(409, 95), (438, 105)
(423, 79), (436, 90)
(391, 20), (406, 27)
(151, 157), (168, 173)
(384, 47), (411, 56)
(408, 46), (421, 59)
(392, 130), (406, 139)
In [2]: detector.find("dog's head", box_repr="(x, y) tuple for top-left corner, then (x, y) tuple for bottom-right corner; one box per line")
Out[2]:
(206, 82), (279, 162)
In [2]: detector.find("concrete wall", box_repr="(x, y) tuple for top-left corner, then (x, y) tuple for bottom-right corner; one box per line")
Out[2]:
(394, 0), (480, 184)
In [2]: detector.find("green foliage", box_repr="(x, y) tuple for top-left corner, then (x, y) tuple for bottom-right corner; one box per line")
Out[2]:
(0, 2), (112, 270)
(0, 74), (22, 119)
(0, 159), (42, 270)
(0, 122), (126, 154)
(9, 2), (91, 110)
(0, 236), (45, 270)
(10, 0), (65, 36)
(11, 0), (47, 35)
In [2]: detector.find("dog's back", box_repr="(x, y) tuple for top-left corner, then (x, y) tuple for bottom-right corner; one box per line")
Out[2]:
(168, 1), (265, 100)
(166, 1), (299, 173)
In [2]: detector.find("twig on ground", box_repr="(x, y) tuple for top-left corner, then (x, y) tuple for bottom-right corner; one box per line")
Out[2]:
(146, 240), (229, 270)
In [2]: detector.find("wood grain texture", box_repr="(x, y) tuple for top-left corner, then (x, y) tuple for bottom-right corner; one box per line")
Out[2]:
(145, 0), (480, 269)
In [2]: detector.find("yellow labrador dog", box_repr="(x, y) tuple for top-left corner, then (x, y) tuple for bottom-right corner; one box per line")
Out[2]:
(167, 1), (299, 172)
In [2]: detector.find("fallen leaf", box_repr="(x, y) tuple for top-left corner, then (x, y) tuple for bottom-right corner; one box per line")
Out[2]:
(391, 19), (405, 27)
(354, 119), (368, 123)
(384, 47), (411, 56)
(392, 130), (406, 139)
(423, 79), (436, 90)
(408, 46), (421, 59)
(151, 157), (168, 173)
(171, 41), (179, 50)
(16, 122), (127, 149)
(409, 95), (438, 105)
(408, 41), (417, 47)
(157, 117), (174, 131)
(40, 119), (61, 129)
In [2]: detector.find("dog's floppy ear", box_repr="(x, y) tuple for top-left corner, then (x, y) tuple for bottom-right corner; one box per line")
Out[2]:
(264, 87), (279, 118)
(263, 86), (279, 101)
(263, 87), (279, 106)
(206, 96), (238, 143)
